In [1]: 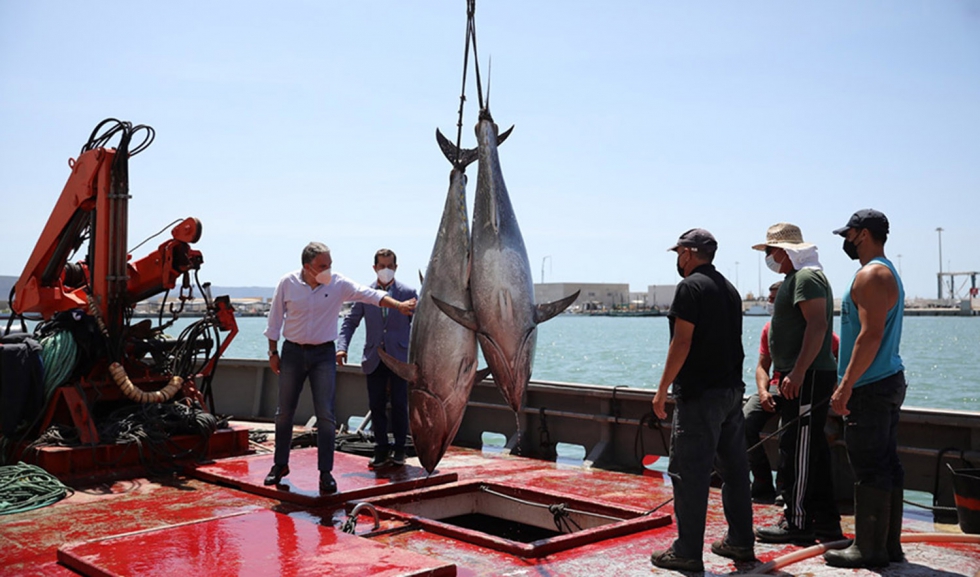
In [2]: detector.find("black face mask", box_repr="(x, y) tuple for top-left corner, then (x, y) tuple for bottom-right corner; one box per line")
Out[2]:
(842, 236), (861, 260)
(676, 255), (686, 278)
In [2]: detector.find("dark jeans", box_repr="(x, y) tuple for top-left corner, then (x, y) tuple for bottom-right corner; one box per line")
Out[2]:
(777, 369), (839, 529)
(843, 371), (906, 490)
(743, 388), (784, 497)
(274, 341), (337, 472)
(366, 362), (409, 451)
(668, 386), (754, 558)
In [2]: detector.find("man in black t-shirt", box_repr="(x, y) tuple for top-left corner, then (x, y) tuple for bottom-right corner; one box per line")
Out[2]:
(650, 228), (755, 572)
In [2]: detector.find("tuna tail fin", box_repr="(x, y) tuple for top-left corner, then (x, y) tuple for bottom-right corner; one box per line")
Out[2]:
(535, 290), (581, 324)
(436, 129), (478, 168)
(436, 126), (514, 168)
(431, 295), (479, 332)
(378, 349), (419, 384)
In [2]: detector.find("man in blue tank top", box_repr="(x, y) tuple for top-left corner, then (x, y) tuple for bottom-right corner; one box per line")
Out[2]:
(825, 209), (907, 569)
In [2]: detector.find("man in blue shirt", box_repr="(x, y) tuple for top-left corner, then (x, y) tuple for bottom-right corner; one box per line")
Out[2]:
(338, 249), (418, 469)
(825, 210), (907, 568)
(264, 242), (416, 493)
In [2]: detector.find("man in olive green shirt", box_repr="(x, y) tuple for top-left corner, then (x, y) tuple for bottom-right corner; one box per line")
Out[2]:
(752, 223), (843, 544)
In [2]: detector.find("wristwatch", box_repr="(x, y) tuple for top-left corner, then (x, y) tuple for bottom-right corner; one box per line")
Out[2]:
(268, 350), (278, 358)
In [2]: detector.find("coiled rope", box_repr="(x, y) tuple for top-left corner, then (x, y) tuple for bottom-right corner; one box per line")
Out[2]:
(0, 462), (73, 515)
(38, 330), (78, 398)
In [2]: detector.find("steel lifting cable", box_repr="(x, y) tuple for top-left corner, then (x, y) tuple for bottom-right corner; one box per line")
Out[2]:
(451, 0), (485, 164)
(478, 484), (623, 532)
(0, 462), (73, 515)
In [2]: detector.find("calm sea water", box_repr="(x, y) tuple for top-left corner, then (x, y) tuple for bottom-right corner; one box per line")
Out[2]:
(182, 314), (979, 412)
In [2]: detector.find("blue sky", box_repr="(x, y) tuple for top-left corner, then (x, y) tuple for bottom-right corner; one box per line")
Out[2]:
(2, 1), (978, 301)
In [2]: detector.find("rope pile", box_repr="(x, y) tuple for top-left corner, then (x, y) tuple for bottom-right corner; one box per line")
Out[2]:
(26, 403), (222, 473)
(38, 330), (78, 398)
(0, 462), (73, 515)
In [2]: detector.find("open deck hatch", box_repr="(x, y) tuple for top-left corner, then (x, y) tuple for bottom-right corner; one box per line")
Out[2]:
(359, 481), (672, 557)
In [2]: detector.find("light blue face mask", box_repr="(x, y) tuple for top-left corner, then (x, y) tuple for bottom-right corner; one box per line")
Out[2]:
(765, 253), (781, 273)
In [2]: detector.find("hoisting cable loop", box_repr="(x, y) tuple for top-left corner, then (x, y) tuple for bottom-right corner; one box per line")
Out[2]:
(477, 484), (623, 533)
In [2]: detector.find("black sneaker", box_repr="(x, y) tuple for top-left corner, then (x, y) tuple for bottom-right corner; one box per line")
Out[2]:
(711, 539), (756, 562)
(755, 519), (815, 544)
(319, 472), (337, 494)
(263, 464), (289, 486)
(390, 448), (406, 467)
(368, 448), (389, 470)
(650, 547), (703, 572)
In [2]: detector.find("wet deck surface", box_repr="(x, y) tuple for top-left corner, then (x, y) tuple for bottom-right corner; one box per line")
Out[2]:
(2, 438), (978, 576)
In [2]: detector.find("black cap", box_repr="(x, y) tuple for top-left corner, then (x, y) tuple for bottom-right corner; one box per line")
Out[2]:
(668, 228), (718, 251)
(832, 209), (889, 236)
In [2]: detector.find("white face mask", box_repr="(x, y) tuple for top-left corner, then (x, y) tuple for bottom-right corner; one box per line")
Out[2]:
(765, 254), (782, 273)
(315, 269), (332, 285)
(376, 268), (395, 284)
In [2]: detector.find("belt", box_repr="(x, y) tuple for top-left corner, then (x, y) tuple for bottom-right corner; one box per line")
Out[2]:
(285, 340), (333, 349)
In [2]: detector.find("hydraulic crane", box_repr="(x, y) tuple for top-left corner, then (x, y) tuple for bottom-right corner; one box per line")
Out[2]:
(6, 119), (237, 446)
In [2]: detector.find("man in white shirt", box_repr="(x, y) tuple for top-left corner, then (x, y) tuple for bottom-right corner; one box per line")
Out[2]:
(263, 242), (416, 493)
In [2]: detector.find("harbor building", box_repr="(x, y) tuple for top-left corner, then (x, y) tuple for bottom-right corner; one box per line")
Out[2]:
(646, 285), (677, 311)
(534, 282), (629, 312)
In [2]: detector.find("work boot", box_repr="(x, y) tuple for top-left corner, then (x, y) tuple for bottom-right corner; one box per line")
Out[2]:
(888, 486), (906, 563)
(368, 447), (389, 470)
(263, 464), (289, 486)
(824, 484), (891, 568)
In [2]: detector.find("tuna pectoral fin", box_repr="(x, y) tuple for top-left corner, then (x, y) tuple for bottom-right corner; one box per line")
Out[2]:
(378, 349), (418, 384)
(431, 296), (479, 332)
(535, 290), (581, 324)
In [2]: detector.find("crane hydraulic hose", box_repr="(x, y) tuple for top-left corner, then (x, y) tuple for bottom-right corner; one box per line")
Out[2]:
(108, 362), (182, 404)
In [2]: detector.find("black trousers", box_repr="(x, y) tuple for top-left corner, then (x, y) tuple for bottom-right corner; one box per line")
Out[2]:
(366, 362), (409, 451)
(777, 369), (840, 529)
(843, 371), (906, 490)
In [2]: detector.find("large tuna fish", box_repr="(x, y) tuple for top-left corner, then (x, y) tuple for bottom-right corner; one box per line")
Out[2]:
(434, 110), (579, 413)
(378, 128), (504, 473)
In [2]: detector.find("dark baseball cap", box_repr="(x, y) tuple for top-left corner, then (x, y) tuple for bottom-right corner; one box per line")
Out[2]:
(832, 209), (890, 236)
(668, 228), (718, 251)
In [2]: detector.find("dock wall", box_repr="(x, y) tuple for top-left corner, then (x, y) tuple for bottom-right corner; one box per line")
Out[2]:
(210, 359), (980, 511)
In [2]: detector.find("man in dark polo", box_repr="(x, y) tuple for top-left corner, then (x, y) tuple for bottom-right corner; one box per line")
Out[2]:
(650, 228), (754, 572)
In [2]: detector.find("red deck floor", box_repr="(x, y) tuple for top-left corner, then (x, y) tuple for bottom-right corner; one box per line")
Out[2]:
(2, 444), (978, 576)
